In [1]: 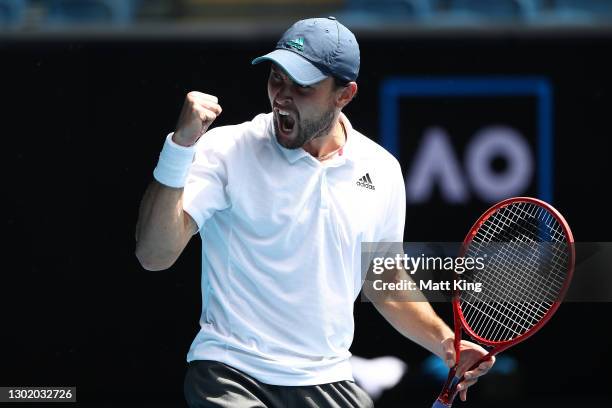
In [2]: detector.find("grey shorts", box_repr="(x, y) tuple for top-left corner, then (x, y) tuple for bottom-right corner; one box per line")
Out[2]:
(184, 360), (374, 408)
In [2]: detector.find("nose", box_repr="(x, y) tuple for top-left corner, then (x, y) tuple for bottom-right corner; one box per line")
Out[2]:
(275, 83), (293, 104)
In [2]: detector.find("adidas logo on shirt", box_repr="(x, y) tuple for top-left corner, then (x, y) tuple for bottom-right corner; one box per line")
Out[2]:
(356, 173), (375, 190)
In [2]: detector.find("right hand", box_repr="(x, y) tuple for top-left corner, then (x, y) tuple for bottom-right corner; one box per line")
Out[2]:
(173, 91), (222, 146)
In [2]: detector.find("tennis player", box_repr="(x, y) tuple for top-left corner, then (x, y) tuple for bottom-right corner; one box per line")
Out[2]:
(135, 17), (494, 407)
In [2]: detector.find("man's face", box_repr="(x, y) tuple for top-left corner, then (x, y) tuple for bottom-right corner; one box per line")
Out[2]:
(267, 64), (338, 149)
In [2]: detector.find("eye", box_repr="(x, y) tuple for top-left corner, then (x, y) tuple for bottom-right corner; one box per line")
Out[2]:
(270, 69), (285, 82)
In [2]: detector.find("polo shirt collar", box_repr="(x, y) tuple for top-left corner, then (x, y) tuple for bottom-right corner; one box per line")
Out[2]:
(337, 112), (356, 163)
(270, 112), (357, 164)
(272, 135), (310, 164)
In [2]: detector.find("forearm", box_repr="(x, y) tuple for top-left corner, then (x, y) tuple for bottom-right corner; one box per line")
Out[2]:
(372, 299), (453, 359)
(365, 265), (453, 358)
(135, 180), (194, 270)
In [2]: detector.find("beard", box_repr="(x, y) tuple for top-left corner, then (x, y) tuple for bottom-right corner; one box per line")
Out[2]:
(274, 108), (336, 150)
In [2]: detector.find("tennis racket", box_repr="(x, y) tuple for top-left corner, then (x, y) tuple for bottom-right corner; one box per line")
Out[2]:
(432, 196), (575, 407)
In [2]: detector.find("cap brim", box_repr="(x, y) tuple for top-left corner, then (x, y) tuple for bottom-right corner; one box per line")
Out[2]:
(251, 49), (328, 86)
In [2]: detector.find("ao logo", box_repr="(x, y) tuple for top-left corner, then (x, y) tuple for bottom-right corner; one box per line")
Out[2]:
(406, 125), (533, 203)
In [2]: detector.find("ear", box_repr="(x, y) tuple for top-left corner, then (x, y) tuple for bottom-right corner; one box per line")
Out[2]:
(335, 82), (358, 109)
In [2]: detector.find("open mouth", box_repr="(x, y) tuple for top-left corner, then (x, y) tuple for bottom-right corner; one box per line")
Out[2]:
(275, 108), (296, 136)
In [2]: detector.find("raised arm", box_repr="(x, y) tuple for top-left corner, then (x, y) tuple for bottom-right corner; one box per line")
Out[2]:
(135, 92), (222, 270)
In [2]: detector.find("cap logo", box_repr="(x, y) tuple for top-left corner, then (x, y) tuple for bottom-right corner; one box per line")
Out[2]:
(285, 37), (304, 52)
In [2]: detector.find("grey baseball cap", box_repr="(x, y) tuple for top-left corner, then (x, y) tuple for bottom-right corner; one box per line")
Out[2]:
(251, 17), (360, 86)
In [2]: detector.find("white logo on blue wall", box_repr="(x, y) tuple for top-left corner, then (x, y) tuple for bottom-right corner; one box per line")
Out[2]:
(406, 126), (534, 203)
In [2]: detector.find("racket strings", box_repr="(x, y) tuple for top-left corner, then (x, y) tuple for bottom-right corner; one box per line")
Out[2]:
(459, 201), (570, 342)
(464, 205), (567, 340)
(463, 205), (568, 341)
(462, 249), (552, 338)
(467, 206), (559, 306)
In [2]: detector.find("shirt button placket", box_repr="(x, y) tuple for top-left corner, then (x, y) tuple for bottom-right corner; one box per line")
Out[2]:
(320, 169), (329, 210)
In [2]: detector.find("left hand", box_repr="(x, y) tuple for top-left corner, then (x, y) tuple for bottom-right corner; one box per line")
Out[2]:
(440, 338), (496, 402)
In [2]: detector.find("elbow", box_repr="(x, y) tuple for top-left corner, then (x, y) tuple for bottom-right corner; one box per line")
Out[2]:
(135, 243), (177, 271)
(138, 258), (172, 272)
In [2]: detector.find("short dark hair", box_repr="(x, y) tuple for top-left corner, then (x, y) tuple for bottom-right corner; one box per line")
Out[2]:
(333, 77), (350, 89)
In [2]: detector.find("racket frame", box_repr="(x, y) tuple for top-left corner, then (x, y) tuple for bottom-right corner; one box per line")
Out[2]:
(435, 196), (575, 407)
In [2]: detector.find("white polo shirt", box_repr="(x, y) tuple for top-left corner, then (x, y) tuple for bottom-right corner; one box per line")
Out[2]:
(182, 112), (405, 386)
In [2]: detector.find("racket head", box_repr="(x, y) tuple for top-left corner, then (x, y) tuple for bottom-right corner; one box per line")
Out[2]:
(454, 196), (575, 348)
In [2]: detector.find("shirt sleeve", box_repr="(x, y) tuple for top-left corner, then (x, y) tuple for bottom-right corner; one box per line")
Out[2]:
(378, 159), (406, 242)
(182, 130), (232, 232)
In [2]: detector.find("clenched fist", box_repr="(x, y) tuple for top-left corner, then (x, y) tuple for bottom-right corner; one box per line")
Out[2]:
(172, 92), (222, 147)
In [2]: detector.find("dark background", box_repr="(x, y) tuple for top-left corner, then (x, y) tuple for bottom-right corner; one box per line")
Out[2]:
(2, 30), (611, 407)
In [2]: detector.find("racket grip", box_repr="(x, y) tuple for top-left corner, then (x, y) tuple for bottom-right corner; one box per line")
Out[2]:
(431, 399), (451, 408)
(432, 376), (460, 408)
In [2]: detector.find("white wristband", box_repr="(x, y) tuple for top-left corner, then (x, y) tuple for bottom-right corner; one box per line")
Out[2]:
(153, 133), (196, 188)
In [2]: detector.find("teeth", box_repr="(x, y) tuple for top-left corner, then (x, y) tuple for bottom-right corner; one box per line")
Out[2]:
(277, 109), (290, 116)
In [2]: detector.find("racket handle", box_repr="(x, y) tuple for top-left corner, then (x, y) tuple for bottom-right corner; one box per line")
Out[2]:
(433, 355), (494, 407)
(432, 376), (460, 408)
(432, 399), (452, 408)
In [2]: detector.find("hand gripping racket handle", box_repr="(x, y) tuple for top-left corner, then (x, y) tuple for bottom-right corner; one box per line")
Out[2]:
(431, 355), (492, 408)
(432, 320), (464, 407)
